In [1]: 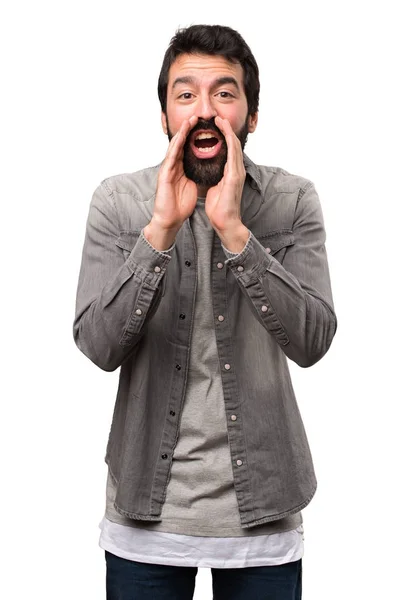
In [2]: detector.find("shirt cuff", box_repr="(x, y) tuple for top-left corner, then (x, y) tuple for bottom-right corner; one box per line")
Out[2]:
(223, 232), (289, 346)
(125, 231), (173, 290)
(223, 231), (274, 281)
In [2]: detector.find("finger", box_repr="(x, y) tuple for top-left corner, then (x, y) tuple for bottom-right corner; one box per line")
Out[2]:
(215, 117), (241, 162)
(172, 115), (198, 146)
(166, 115), (198, 162)
(215, 117), (244, 176)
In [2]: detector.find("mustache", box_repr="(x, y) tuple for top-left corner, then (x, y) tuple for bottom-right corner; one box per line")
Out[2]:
(188, 117), (224, 138)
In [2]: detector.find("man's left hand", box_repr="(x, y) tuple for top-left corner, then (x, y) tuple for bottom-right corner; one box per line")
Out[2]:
(205, 116), (250, 253)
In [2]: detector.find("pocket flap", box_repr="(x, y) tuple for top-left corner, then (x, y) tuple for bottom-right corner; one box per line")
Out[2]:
(115, 231), (141, 252)
(258, 230), (294, 255)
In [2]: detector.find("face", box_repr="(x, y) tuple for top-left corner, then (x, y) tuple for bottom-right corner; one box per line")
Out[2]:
(162, 53), (258, 189)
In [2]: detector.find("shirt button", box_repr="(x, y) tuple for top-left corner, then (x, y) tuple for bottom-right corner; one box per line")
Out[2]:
(224, 363), (231, 371)
(266, 247), (271, 253)
(175, 364), (182, 370)
(161, 454), (168, 459)
(261, 305), (268, 313)
(135, 308), (142, 316)
(154, 266), (161, 273)
(218, 315), (225, 322)
(231, 415), (237, 421)
(237, 265), (244, 272)
(217, 262), (224, 269)
(236, 459), (243, 466)
(179, 313), (186, 320)
(185, 260), (191, 267)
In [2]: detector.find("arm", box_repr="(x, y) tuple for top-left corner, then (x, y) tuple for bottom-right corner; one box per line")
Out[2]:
(224, 182), (337, 367)
(204, 117), (336, 367)
(73, 116), (199, 372)
(73, 182), (172, 372)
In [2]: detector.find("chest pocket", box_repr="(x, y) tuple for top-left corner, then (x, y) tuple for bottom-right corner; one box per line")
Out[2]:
(255, 230), (294, 264)
(115, 231), (141, 260)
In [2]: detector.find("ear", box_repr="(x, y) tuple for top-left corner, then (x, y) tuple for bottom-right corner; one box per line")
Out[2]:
(247, 112), (258, 133)
(161, 112), (168, 135)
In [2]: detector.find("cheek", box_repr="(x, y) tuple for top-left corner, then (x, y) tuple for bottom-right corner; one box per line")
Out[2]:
(219, 107), (248, 132)
(167, 107), (194, 133)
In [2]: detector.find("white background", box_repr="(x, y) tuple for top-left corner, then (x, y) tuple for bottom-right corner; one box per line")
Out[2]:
(1, 0), (399, 598)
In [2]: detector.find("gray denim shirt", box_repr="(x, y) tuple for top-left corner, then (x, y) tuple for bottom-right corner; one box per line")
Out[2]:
(73, 154), (337, 529)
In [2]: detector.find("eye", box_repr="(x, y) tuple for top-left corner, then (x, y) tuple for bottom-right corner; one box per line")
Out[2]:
(178, 92), (194, 100)
(217, 91), (234, 99)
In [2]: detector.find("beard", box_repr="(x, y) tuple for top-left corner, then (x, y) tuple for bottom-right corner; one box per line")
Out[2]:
(166, 116), (249, 188)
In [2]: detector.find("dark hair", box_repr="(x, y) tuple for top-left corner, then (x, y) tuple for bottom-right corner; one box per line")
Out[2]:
(158, 25), (260, 116)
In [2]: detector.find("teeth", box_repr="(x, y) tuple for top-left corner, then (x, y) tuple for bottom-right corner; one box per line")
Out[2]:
(197, 145), (217, 153)
(196, 132), (216, 140)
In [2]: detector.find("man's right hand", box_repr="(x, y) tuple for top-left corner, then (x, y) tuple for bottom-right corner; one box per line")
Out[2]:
(143, 115), (198, 251)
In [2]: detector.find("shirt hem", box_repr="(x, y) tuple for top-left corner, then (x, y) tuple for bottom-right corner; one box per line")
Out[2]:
(100, 538), (304, 569)
(105, 514), (303, 537)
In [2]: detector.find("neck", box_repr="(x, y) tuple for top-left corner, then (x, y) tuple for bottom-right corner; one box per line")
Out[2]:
(197, 184), (210, 197)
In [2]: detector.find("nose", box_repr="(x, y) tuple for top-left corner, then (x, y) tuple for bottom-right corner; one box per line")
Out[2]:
(195, 93), (218, 121)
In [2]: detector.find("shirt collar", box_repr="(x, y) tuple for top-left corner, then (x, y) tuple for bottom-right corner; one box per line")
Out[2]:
(243, 153), (262, 192)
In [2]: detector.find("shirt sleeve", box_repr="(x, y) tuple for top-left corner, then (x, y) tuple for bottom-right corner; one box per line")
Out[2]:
(73, 182), (173, 372)
(224, 182), (337, 367)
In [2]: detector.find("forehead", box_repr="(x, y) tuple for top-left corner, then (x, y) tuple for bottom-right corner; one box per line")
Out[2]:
(168, 53), (245, 90)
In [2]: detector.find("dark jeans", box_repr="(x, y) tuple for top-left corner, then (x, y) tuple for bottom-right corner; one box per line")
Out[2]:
(105, 550), (302, 599)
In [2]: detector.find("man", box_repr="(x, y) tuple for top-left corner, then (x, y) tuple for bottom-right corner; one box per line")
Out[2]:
(73, 24), (336, 600)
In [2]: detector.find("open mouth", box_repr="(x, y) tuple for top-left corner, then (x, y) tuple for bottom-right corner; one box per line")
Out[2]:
(190, 130), (223, 159)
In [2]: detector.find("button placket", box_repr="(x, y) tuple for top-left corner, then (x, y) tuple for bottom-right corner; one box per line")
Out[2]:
(210, 241), (252, 509)
(152, 222), (200, 512)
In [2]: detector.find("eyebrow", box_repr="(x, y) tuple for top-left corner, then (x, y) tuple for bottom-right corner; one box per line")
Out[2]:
(171, 76), (241, 93)
(214, 77), (240, 92)
(171, 76), (196, 90)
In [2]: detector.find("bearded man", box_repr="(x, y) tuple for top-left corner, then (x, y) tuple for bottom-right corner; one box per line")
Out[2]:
(73, 24), (337, 600)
